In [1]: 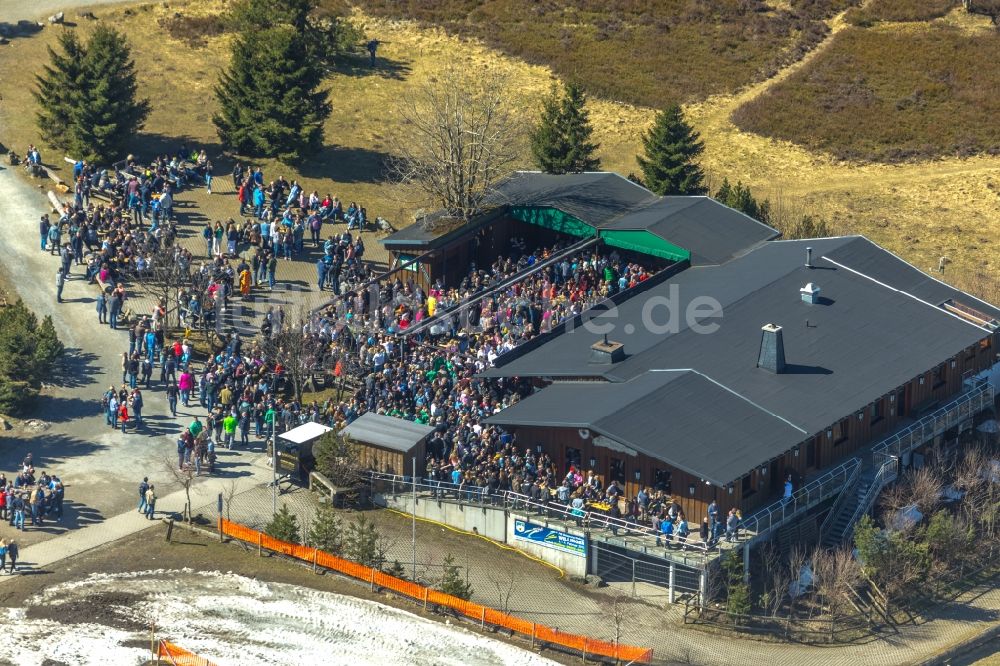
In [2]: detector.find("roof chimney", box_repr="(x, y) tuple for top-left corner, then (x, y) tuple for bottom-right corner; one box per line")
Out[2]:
(806, 247), (813, 268)
(590, 335), (626, 365)
(800, 282), (821, 305)
(757, 324), (786, 374)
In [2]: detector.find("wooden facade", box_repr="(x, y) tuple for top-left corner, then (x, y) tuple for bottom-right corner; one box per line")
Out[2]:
(356, 437), (427, 478)
(507, 334), (998, 522)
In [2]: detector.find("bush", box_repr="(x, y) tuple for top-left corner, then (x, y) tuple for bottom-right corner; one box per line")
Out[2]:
(265, 504), (301, 544)
(732, 25), (1000, 162)
(158, 14), (229, 47)
(844, 0), (957, 25)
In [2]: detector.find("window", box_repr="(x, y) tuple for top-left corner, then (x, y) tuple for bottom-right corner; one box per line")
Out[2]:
(896, 388), (907, 417)
(741, 473), (753, 496)
(653, 469), (672, 493)
(980, 337), (993, 351)
(871, 398), (884, 424)
(565, 447), (582, 473)
(609, 458), (626, 484)
(932, 363), (946, 389)
(833, 417), (849, 446)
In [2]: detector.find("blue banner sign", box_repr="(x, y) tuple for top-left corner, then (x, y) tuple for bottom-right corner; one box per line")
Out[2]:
(513, 519), (586, 557)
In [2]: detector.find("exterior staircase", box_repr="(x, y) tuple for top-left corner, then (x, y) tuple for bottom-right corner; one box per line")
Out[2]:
(820, 469), (875, 548)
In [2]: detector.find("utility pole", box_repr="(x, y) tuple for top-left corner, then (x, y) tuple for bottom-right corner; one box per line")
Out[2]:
(271, 419), (277, 515)
(412, 456), (417, 580)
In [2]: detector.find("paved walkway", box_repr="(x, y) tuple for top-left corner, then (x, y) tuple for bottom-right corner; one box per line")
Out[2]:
(0, 454), (275, 577)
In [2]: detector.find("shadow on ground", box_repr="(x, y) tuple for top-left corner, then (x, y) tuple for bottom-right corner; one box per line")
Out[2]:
(47, 349), (102, 390)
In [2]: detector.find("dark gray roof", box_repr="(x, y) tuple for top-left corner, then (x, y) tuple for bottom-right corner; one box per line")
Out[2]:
(381, 172), (778, 263)
(606, 197), (780, 265)
(340, 413), (434, 452)
(486, 370), (805, 485)
(490, 171), (657, 227)
(485, 236), (995, 448)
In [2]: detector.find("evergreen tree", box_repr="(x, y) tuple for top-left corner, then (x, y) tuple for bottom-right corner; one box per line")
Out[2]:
(265, 504), (301, 543)
(0, 301), (65, 416)
(307, 502), (343, 553)
(530, 82), (600, 174)
(33, 31), (87, 151)
(228, 0), (360, 67)
(68, 26), (149, 163)
(530, 85), (568, 173)
(439, 554), (474, 600)
(714, 178), (772, 225)
(637, 105), (707, 195)
(214, 23), (331, 163)
(345, 515), (385, 568)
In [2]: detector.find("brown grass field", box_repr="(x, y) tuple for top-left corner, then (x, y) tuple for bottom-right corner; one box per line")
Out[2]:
(0, 0), (998, 304)
(354, 0), (860, 108)
(732, 21), (1000, 162)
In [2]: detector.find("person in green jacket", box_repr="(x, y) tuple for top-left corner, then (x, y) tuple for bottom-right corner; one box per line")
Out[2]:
(223, 412), (238, 449)
(189, 416), (204, 440)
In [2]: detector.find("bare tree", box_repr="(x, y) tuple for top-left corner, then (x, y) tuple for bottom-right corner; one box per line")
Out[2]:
(163, 455), (196, 524)
(757, 541), (788, 618)
(811, 547), (862, 624)
(486, 569), (520, 615)
(261, 309), (329, 402)
(223, 477), (239, 523)
(388, 65), (524, 226)
(130, 235), (192, 332)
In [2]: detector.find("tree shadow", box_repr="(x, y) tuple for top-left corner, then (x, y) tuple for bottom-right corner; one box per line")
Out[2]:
(294, 145), (392, 183)
(47, 349), (102, 390)
(333, 53), (413, 81)
(28, 395), (105, 424)
(0, 433), (106, 470)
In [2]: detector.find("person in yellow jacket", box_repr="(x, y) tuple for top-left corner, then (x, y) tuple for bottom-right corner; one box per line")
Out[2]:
(239, 268), (252, 299)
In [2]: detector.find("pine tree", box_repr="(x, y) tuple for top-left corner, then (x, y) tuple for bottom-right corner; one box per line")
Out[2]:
(714, 178), (772, 225)
(439, 554), (474, 600)
(0, 301), (64, 415)
(559, 82), (600, 173)
(66, 26), (149, 163)
(345, 515), (385, 568)
(307, 502), (343, 553)
(265, 504), (301, 543)
(530, 85), (568, 174)
(530, 82), (601, 174)
(33, 31), (87, 151)
(637, 105), (707, 196)
(214, 24), (331, 163)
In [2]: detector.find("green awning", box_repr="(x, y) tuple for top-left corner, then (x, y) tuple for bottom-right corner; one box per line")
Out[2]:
(600, 230), (690, 262)
(509, 206), (596, 238)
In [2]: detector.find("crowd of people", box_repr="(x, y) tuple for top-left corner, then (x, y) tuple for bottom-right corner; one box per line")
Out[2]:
(0, 454), (64, 564)
(48, 144), (722, 552)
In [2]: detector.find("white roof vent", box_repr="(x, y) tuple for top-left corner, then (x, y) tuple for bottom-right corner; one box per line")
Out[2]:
(800, 283), (820, 305)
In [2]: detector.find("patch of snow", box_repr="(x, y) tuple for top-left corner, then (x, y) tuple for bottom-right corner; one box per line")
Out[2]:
(4, 570), (558, 666)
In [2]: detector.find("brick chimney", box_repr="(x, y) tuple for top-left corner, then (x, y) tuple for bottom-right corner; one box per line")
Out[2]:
(757, 324), (786, 374)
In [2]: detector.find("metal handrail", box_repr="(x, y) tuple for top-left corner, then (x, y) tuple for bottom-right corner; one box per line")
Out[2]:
(840, 453), (898, 544)
(369, 472), (712, 551)
(818, 459), (862, 541)
(401, 236), (600, 338)
(738, 457), (862, 545)
(872, 382), (993, 461)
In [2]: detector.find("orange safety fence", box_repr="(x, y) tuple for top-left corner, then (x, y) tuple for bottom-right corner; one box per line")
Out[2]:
(219, 518), (653, 663)
(156, 639), (217, 666)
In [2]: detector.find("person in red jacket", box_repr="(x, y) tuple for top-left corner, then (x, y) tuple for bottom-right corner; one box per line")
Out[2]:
(119, 402), (129, 434)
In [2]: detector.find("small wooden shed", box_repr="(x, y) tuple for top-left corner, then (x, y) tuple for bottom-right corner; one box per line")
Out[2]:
(277, 421), (333, 482)
(340, 413), (434, 477)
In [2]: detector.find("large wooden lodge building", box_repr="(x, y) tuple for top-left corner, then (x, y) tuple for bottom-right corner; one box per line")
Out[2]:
(381, 173), (1000, 524)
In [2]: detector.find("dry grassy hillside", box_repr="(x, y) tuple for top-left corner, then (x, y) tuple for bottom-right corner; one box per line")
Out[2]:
(0, 0), (997, 303)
